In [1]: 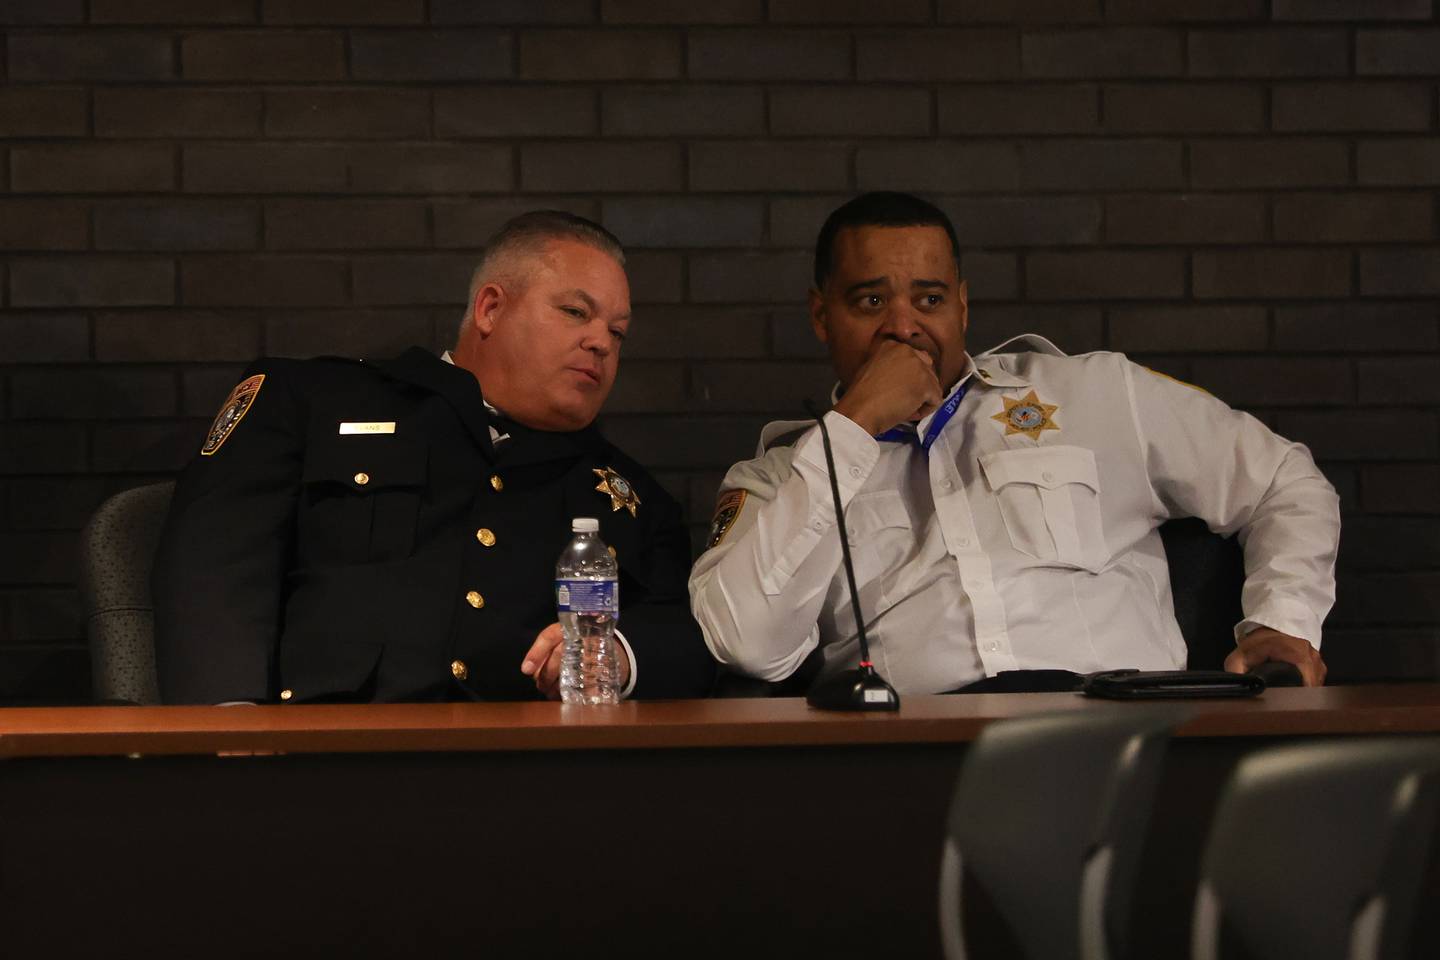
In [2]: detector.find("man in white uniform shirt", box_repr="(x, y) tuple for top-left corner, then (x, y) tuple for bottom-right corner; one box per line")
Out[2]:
(688, 192), (1338, 692)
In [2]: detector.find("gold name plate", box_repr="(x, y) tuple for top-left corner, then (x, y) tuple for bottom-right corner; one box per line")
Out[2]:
(338, 421), (396, 435)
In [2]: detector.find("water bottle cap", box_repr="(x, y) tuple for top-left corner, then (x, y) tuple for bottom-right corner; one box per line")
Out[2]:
(571, 517), (599, 533)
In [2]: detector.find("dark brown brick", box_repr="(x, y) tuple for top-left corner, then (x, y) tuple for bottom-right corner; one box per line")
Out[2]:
(856, 142), (1019, 193)
(94, 311), (261, 362)
(772, 309), (830, 358)
(0, 0), (82, 23)
(1108, 306), (1269, 352)
(432, 197), (601, 249)
(770, 87), (931, 137)
(968, 306), (1105, 354)
(1358, 139), (1440, 187)
(1275, 303), (1437, 352)
(1104, 0), (1263, 18)
(349, 144), (513, 194)
(182, 31), (345, 81)
(522, 142), (681, 192)
(1363, 465), (1440, 514)
(1358, 358), (1440, 405)
(625, 251), (684, 303)
(181, 365), (249, 416)
(182, 257), (347, 307)
(1190, 139), (1350, 189)
(0, 87), (87, 137)
(1360, 248), (1440, 297)
(602, 415), (769, 470)
(352, 254), (473, 306)
(1103, 84), (1264, 133)
(434, 0), (594, 22)
(601, 197), (764, 248)
(263, 0), (423, 23)
(265, 200), (428, 250)
(689, 361), (836, 413)
(0, 533), (78, 585)
(1023, 28), (1182, 77)
(942, 0), (1099, 21)
(10, 258), (174, 308)
(95, 201), (259, 251)
(11, 368), (177, 419)
(1357, 29), (1440, 75)
(264, 89), (429, 139)
(8, 477), (109, 530)
(95, 88), (261, 139)
(1021, 140), (1183, 191)
(1195, 250), (1352, 299)
(92, 422), (204, 473)
(91, 0), (254, 21)
(1026, 251), (1186, 300)
(602, 0), (759, 22)
(1188, 29), (1348, 77)
(263, 309), (434, 358)
(1278, 410), (1438, 460)
(437, 87), (597, 138)
(604, 361), (687, 413)
(690, 250), (811, 304)
(962, 251), (1019, 301)
(688, 29), (851, 80)
(11, 144), (175, 194)
(940, 197), (1102, 246)
(0, 313), (89, 362)
(8, 31), (173, 80)
(603, 87), (764, 136)
(0, 200), (88, 251)
(620, 306), (770, 359)
(1348, 573), (1440, 625)
(769, 195), (850, 248)
(1106, 194), (1266, 244)
(1274, 193), (1434, 243)
(1274, 82), (1432, 132)
(1274, 0), (1431, 20)
(1191, 358), (1352, 406)
(351, 29), (513, 80)
(520, 29), (680, 80)
(0, 425), (87, 474)
(939, 84), (1098, 134)
(184, 144), (347, 193)
(691, 141), (849, 192)
(1339, 517), (1440, 571)
(770, 0), (929, 22)
(858, 29), (1018, 81)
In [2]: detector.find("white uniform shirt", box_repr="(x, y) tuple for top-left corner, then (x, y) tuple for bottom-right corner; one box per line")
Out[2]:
(688, 337), (1341, 694)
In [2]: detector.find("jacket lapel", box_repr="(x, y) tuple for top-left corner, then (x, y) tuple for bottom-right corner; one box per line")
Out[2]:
(371, 347), (496, 461)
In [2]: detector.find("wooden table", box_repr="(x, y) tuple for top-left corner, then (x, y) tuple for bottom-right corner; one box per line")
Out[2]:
(1, 687), (1437, 959)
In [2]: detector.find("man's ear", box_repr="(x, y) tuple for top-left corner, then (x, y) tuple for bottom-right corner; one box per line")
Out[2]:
(807, 287), (829, 345)
(956, 278), (969, 335)
(470, 282), (505, 337)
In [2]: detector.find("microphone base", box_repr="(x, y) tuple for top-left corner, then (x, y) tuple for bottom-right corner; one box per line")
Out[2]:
(806, 666), (901, 712)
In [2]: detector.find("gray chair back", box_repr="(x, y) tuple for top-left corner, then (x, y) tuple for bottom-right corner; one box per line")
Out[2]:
(940, 706), (1187, 960)
(1192, 737), (1440, 960)
(78, 481), (174, 705)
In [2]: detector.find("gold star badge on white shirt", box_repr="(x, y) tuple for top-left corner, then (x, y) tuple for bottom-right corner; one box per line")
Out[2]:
(992, 390), (1060, 441)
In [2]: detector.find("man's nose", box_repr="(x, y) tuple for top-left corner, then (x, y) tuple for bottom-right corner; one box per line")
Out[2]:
(581, 321), (612, 355)
(879, 303), (923, 341)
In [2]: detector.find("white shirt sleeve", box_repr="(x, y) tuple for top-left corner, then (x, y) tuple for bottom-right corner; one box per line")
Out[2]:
(1122, 362), (1340, 647)
(688, 411), (881, 681)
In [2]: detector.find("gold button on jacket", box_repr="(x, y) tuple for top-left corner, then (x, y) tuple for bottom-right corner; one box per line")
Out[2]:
(465, 590), (484, 609)
(489, 474), (504, 491)
(451, 660), (468, 680)
(476, 528), (496, 547)
(353, 472), (369, 485)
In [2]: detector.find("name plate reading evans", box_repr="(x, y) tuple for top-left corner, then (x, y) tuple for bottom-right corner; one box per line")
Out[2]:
(339, 422), (396, 435)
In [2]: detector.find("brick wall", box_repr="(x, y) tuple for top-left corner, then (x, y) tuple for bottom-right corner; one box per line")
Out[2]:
(1, 0), (1437, 703)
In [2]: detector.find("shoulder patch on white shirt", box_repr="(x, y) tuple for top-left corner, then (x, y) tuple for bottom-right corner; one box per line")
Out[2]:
(706, 490), (747, 549)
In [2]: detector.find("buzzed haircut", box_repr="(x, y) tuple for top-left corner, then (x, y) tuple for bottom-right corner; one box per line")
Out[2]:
(812, 192), (961, 290)
(461, 210), (626, 333)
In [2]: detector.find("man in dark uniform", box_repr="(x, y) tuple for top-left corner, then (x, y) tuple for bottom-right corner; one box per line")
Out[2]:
(153, 211), (714, 704)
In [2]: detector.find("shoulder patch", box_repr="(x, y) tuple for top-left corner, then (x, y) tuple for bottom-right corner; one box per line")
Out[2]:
(706, 489), (747, 550)
(1144, 366), (1210, 396)
(201, 374), (265, 456)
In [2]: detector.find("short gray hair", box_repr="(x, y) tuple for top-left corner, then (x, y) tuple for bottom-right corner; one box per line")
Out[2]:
(459, 210), (626, 337)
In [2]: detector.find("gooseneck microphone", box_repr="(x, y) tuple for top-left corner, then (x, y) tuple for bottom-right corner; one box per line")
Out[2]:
(802, 399), (901, 712)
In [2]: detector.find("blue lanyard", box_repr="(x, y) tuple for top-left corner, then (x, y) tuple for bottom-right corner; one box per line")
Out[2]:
(875, 378), (971, 453)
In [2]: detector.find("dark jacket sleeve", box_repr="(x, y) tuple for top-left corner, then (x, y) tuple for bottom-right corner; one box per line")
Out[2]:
(152, 361), (303, 704)
(614, 472), (717, 700)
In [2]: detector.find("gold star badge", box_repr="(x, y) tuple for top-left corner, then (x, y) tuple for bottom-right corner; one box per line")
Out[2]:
(991, 390), (1060, 441)
(593, 466), (640, 517)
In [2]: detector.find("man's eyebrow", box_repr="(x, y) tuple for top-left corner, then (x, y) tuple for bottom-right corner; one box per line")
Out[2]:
(911, 279), (950, 291)
(843, 276), (889, 297)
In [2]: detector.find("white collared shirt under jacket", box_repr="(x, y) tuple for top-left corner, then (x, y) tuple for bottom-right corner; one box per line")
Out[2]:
(687, 336), (1341, 694)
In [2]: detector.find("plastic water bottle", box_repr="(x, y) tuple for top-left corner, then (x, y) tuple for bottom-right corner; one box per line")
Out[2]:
(556, 517), (620, 705)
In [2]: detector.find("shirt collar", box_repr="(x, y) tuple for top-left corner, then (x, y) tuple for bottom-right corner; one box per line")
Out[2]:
(441, 349), (502, 417)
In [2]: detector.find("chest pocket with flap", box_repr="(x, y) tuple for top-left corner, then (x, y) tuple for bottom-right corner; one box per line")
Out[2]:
(978, 445), (1108, 572)
(301, 433), (427, 564)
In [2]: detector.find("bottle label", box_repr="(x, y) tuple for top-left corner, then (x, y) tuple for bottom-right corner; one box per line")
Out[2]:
(556, 579), (618, 614)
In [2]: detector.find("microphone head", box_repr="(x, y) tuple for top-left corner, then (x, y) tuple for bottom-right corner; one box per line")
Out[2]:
(806, 663), (901, 712)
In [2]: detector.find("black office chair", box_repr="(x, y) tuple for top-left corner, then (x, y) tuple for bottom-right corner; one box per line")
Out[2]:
(78, 481), (174, 705)
(939, 706), (1188, 960)
(1192, 737), (1440, 960)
